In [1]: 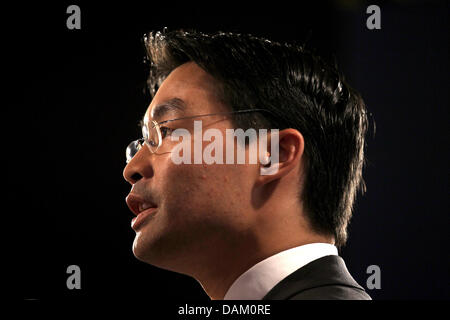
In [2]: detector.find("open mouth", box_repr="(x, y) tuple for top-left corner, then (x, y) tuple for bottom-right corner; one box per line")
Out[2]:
(138, 202), (155, 213)
(126, 193), (158, 230)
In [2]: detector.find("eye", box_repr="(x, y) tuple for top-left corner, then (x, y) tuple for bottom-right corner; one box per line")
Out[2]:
(160, 126), (173, 139)
(148, 139), (158, 147)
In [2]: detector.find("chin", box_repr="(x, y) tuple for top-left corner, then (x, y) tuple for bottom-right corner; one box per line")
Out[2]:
(131, 228), (196, 275)
(131, 230), (175, 269)
(132, 231), (157, 258)
(132, 230), (155, 263)
(132, 235), (147, 262)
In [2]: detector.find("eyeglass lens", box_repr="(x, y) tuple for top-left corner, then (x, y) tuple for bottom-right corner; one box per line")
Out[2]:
(126, 121), (162, 162)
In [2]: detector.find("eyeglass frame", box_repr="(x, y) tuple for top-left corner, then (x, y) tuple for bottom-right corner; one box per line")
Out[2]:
(125, 108), (275, 163)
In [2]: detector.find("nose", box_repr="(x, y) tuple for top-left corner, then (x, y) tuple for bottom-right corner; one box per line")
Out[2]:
(123, 144), (154, 184)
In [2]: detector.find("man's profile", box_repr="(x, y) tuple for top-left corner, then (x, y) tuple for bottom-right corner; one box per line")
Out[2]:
(123, 29), (371, 300)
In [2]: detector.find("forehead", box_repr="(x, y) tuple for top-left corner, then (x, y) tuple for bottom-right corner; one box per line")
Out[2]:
(144, 62), (226, 122)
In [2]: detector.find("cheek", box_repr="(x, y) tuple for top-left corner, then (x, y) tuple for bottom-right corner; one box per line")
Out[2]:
(162, 162), (220, 208)
(153, 135), (258, 225)
(155, 165), (210, 210)
(166, 162), (253, 216)
(153, 161), (202, 216)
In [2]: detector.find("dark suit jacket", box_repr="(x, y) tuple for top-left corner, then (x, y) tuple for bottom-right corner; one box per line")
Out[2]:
(262, 255), (371, 300)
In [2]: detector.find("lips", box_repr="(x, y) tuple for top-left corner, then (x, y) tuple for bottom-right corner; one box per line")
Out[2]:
(126, 193), (157, 215)
(139, 202), (154, 212)
(126, 193), (158, 230)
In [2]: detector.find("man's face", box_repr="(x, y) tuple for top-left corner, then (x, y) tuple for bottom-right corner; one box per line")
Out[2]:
(123, 62), (259, 272)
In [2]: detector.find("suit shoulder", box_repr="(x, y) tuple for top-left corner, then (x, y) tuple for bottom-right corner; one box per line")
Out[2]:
(289, 285), (372, 300)
(263, 255), (372, 300)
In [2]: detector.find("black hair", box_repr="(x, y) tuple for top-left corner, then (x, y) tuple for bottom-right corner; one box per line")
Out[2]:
(144, 29), (369, 248)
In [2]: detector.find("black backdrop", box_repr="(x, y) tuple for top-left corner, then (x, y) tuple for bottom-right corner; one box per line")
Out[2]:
(9, 1), (448, 300)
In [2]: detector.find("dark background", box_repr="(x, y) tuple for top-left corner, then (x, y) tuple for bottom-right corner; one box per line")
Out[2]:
(10, 0), (448, 300)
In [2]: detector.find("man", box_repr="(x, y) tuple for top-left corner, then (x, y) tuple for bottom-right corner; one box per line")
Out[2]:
(123, 29), (371, 300)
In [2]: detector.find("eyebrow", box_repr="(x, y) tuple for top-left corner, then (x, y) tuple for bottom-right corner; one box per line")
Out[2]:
(150, 98), (186, 121)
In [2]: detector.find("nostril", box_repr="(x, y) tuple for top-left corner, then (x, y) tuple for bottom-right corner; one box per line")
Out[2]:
(131, 172), (143, 182)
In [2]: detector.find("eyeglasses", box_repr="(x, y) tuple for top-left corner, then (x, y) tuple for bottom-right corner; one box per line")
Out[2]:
(125, 108), (271, 163)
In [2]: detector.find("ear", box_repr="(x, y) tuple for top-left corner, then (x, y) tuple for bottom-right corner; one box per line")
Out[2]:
(257, 128), (304, 184)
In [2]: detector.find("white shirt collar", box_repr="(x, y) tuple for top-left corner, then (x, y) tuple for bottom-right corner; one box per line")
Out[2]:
(223, 243), (338, 300)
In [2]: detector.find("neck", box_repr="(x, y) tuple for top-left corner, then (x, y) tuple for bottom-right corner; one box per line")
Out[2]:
(190, 233), (263, 300)
(191, 229), (334, 300)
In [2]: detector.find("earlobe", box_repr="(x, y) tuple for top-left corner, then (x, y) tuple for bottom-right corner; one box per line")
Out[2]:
(260, 162), (280, 176)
